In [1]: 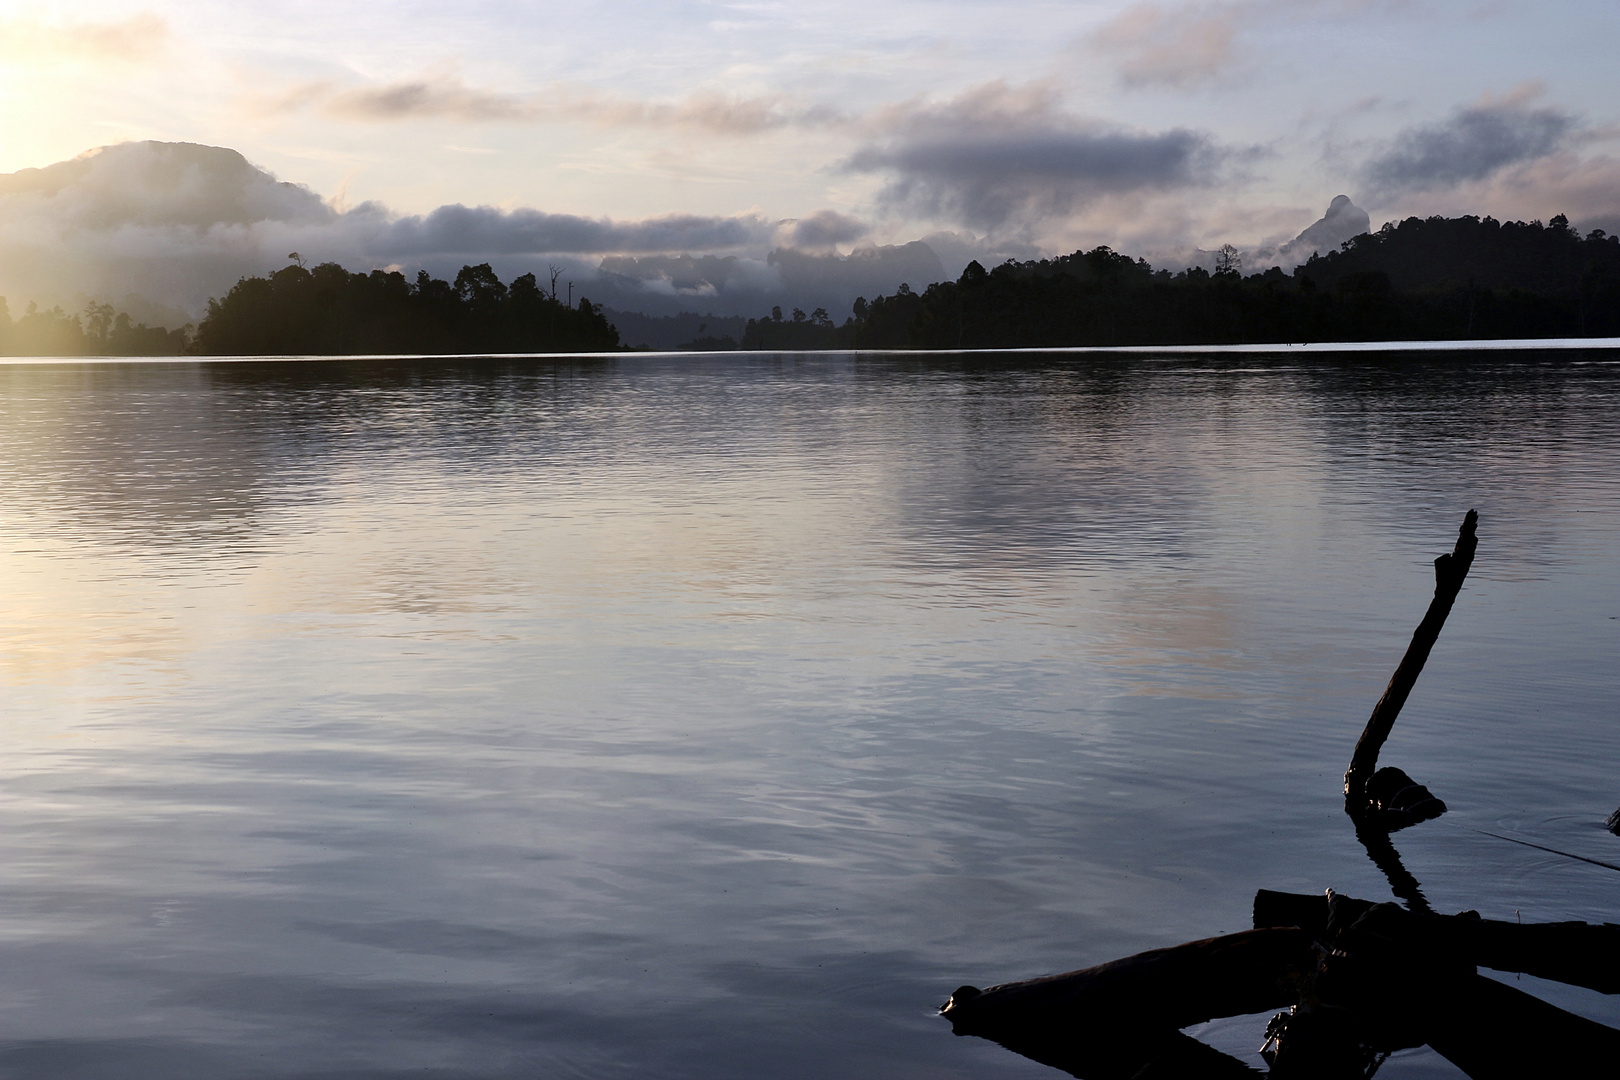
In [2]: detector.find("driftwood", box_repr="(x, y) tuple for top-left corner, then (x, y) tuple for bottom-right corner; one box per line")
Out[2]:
(1261, 892), (1620, 1078)
(1343, 509), (1477, 820)
(945, 892), (1620, 1079)
(1422, 972), (1620, 1080)
(942, 513), (1620, 1078)
(1254, 889), (1620, 995)
(941, 929), (1310, 1078)
(942, 928), (1311, 1033)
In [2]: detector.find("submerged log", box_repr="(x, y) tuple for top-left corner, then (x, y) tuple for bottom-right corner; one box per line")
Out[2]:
(1254, 889), (1620, 995)
(1343, 510), (1477, 817)
(949, 1020), (1265, 1079)
(944, 899), (1620, 1079)
(941, 928), (1312, 1035)
(1423, 972), (1620, 1080)
(941, 928), (1311, 1078)
(943, 510), (1620, 1078)
(1257, 892), (1620, 1077)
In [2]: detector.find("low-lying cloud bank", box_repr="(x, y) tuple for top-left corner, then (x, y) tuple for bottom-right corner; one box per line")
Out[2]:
(0, 141), (952, 321)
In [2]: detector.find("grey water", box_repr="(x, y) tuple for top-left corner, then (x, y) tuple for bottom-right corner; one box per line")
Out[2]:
(1, 350), (1617, 1079)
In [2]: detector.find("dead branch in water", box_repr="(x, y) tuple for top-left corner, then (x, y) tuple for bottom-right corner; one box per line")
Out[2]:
(1343, 509), (1478, 818)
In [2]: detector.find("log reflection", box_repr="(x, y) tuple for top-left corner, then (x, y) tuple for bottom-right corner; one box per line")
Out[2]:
(1354, 822), (1430, 915)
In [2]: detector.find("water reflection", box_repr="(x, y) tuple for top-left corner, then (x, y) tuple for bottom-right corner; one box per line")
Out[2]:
(1, 350), (1618, 1078)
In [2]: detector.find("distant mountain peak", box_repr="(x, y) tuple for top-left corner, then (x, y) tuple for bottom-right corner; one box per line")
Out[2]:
(1278, 195), (1371, 260)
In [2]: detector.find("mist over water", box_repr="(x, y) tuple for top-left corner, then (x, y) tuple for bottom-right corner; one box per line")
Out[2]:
(2, 351), (1618, 1078)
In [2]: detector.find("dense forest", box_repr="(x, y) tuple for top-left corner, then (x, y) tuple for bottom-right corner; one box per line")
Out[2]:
(742, 213), (1620, 350)
(191, 261), (620, 354)
(0, 298), (189, 356)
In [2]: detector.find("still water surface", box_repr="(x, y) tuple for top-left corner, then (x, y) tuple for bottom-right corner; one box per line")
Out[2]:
(2, 351), (1618, 1078)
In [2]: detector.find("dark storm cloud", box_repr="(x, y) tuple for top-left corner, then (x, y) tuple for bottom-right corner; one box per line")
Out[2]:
(1363, 99), (1575, 194)
(844, 81), (1223, 231)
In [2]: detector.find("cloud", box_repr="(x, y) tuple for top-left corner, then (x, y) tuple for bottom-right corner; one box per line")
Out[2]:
(590, 240), (949, 319)
(578, 91), (845, 135)
(845, 81), (1224, 232)
(0, 141), (786, 316)
(0, 141), (332, 229)
(375, 205), (776, 257)
(1362, 89), (1575, 195)
(268, 74), (845, 134)
(0, 12), (168, 64)
(1086, 1), (1406, 89)
(1089, 2), (1244, 88)
(1372, 151), (1620, 237)
(325, 78), (534, 122)
(777, 210), (870, 250)
(0, 140), (960, 325)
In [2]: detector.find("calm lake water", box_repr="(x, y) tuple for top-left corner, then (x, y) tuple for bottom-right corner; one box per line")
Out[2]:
(2, 349), (1618, 1078)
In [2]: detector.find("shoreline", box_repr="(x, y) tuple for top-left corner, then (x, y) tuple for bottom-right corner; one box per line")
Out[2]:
(4, 335), (1620, 365)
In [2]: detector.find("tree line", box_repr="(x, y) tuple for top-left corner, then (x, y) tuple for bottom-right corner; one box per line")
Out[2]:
(6, 214), (1620, 356)
(0, 261), (620, 357)
(0, 299), (189, 356)
(191, 261), (620, 354)
(741, 213), (1620, 350)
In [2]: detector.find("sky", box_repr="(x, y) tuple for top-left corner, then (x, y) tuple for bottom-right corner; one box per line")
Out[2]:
(2, 0), (1619, 320)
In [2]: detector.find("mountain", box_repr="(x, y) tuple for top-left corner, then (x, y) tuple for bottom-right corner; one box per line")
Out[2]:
(1273, 195), (1371, 263)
